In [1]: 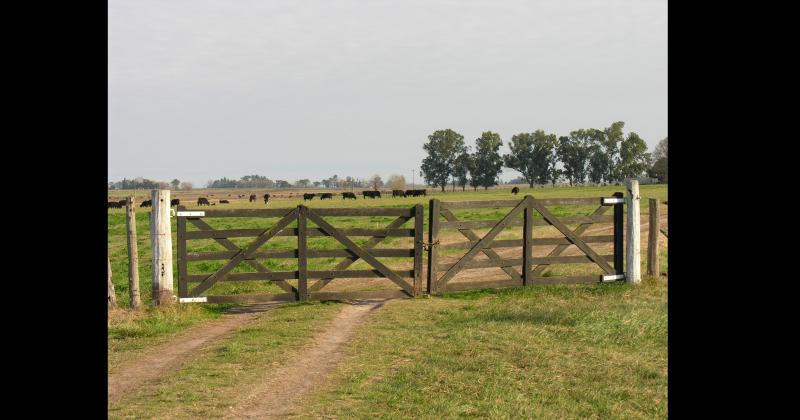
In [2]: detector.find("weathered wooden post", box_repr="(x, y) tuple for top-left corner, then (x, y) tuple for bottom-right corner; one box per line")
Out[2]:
(647, 198), (660, 277)
(126, 196), (142, 309)
(626, 180), (641, 284)
(522, 195), (534, 286)
(297, 205), (309, 301)
(150, 189), (174, 305)
(413, 204), (424, 296)
(108, 256), (117, 308)
(613, 192), (625, 276)
(427, 198), (440, 294)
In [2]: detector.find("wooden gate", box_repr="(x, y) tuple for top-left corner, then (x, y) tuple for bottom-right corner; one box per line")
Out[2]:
(176, 204), (423, 303)
(427, 194), (626, 293)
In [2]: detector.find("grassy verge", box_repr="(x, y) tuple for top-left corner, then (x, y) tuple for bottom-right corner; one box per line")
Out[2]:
(108, 300), (344, 419)
(294, 280), (667, 419)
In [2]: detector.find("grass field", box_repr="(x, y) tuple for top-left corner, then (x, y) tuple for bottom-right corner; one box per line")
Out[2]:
(108, 184), (667, 376)
(109, 279), (667, 419)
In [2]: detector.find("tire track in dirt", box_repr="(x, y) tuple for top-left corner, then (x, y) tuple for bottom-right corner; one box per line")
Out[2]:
(108, 302), (286, 405)
(228, 299), (387, 419)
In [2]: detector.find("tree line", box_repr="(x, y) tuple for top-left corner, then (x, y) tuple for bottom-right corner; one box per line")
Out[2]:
(421, 122), (666, 192)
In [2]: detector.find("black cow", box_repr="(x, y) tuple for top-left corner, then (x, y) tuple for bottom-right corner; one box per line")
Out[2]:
(342, 192), (357, 200)
(392, 190), (406, 198)
(118, 199), (127, 207)
(171, 198), (180, 206)
(511, 187), (520, 195)
(197, 197), (210, 206)
(219, 199), (230, 204)
(303, 193), (315, 200)
(320, 193), (333, 200)
(362, 190), (381, 199)
(414, 189), (427, 197)
(263, 193), (270, 204)
(107, 201), (121, 209)
(249, 194), (256, 203)
(140, 200), (152, 208)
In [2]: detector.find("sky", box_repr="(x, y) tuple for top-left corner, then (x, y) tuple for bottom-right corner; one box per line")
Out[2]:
(108, 0), (667, 186)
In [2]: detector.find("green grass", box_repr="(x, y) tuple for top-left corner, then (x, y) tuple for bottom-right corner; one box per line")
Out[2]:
(108, 301), (344, 419)
(293, 279), (667, 419)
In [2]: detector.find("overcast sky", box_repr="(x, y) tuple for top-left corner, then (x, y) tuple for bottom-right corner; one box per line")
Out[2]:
(108, 0), (667, 186)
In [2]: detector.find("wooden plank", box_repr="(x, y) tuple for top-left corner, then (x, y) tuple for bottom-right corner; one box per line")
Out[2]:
(660, 228), (668, 238)
(413, 204), (424, 297)
(186, 227), (415, 239)
(185, 248), (413, 261)
(436, 199), (528, 289)
(192, 208), (297, 218)
(205, 293), (298, 304)
(436, 255), (614, 271)
(305, 209), (414, 294)
(523, 196), (533, 286)
(126, 196), (142, 308)
(189, 208), (299, 296)
(626, 180), (641, 284)
(298, 206), (308, 300)
(186, 218), (297, 295)
(443, 278), (521, 292)
(188, 272), (298, 282)
(439, 215), (613, 230)
(613, 192), (624, 275)
(176, 205), (187, 300)
(529, 200), (616, 275)
(311, 208), (415, 216)
(440, 197), (603, 209)
(310, 289), (412, 301)
(150, 190), (174, 305)
(308, 214), (413, 292)
(440, 209), (524, 284)
(526, 275), (600, 285)
(647, 198), (660, 277)
(439, 236), (614, 250)
(427, 199), (440, 294)
(308, 270), (415, 278)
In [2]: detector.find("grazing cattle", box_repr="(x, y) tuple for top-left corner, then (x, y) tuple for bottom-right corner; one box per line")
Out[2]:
(117, 199), (127, 207)
(219, 199), (229, 204)
(342, 192), (357, 200)
(392, 190), (406, 198)
(405, 189), (414, 197)
(107, 201), (121, 209)
(362, 190), (381, 199)
(197, 197), (210, 206)
(511, 187), (520, 195)
(303, 193), (315, 201)
(249, 194), (256, 203)
(170, 198), (180, 206)
(140, 200), (152, 208)
(406, 189), (426, 197)
(320, 193), (333, 200)
(263, 193), (270, 204)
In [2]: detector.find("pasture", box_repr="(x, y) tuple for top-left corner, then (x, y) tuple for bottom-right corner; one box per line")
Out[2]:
(108, 184), (667, 418)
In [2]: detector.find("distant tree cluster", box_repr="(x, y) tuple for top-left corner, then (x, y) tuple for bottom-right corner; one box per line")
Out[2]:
(420, 122), (659, 192)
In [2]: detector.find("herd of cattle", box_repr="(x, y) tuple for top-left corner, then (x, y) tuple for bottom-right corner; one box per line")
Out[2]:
(107, 188), (575, 209)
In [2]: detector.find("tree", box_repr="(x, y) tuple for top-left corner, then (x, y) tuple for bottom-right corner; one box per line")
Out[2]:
(369, 174), (384, 190)
(387, 174), (406, 190)
(171, 179), (180, 190)
(603, 121), (625, 182)
(653, 136), (668, 161)
(452, 148), (472, 191)
(295, 179), (310, 188)
(504, 130), (558, 187)
(471, 131), (504, 190)
(420, 129), (466, 192)
(534, 132), (559, 186)
(275, 180), (291, 188)
(617, 132), (652, 180)
(312, 181), (322, 188)
(179, 182), (193, 190)
(503, 133), (537, 187)
(557, 130), (592, 186)
(649, 157), (667, 183)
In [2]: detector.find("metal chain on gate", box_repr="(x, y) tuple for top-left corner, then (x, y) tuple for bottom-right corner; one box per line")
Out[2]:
(417, 240), (439, 250)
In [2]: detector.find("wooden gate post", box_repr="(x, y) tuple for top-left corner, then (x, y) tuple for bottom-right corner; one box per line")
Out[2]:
(150, 189), (174, 305)
(126, 196), (142, 309)
(427, 199), (440, 294)
(626, 180), (641, 284)
(613, 192), (624, 276)
(522, 195), (534, 286)
(413, 204), (424, 296)
(647, 198), (660, 277)
(108, 256), (116, 308)
(297, 205), (309, 301)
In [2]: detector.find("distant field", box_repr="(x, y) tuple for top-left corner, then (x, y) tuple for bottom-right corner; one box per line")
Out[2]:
(108, 184), (667, 366)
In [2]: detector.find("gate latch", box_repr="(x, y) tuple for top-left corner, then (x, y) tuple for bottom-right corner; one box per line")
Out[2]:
(418, 240), (440, 250)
